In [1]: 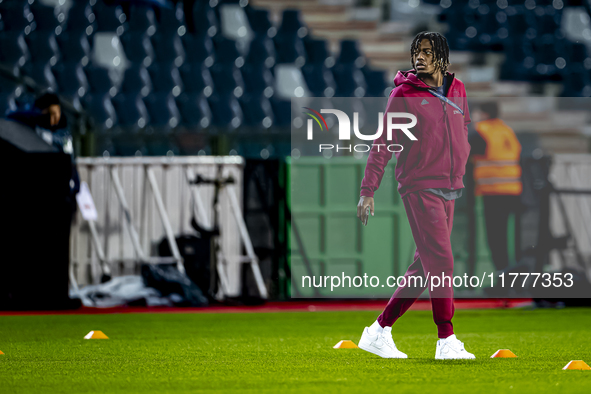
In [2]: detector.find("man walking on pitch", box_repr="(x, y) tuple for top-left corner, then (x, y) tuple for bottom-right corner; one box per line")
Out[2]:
(356, 32), (475, 360)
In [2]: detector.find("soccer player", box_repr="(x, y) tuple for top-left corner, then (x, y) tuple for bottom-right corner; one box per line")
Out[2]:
(356, 32), (475, 359)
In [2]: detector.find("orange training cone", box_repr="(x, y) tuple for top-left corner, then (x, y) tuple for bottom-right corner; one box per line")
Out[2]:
(491, 349), (517, 358)
(563, 361), (591, 370)
(0, 350), (4, 355)
(333, 340), (358, 349)
(84, 330), (109, 339)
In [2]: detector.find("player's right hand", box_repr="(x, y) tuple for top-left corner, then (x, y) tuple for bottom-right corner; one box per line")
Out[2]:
(357, 196), (374, 225)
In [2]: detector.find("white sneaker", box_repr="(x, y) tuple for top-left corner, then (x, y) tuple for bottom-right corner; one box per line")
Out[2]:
(358, 326), (408, 359)
(435, 334), (475, 360)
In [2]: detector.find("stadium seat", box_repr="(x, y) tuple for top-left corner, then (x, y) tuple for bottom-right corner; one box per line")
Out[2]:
(241, 63), (274, 97)
(506, 12), (537, 42)
(65, 1), (95, 35)
(561, 69), (591, 97)
(500, 39), (534, 81)
(30, 1), (64, 34)
(57, 32), (91, 66)
(126, 5), (156, 35)
(207, 93), (243, 130)
(332, 63), (367, 97)
(531, 40), (564, 81)
(214, 37), (242, 65)
(246, 8), (274, 37)
(246, 36), (276, 67)
(210, 62), (245, 98)
(239, 93), (274, 129)
(193, 1), (219, 37)
(145, 136), (179, 156)
(156, 3), (185, 36)
(363, 68), (390, 97)
(151, 32), (185, 67)
(52, 62), (89, 98)
(536, 13), (564, 42)
(304, 39), (333, 66)
(22, 62), (58, 92)
(120, 64), (152, 97)
(143, 92), (181, 133)
(112, 93), (150, 133)
(274, 34), (306, 65)
(269, 96), (291, 128)
(179, 63), (214, 95)
(301, 63), (336, 97)
(83, 93), (118, 133)
(120, 31), (155, 66)
(147, 63), (183, 96)
(273, 64), (309, 100)
(278, 10), (307, 38)
(0, 32), (30, 74)
(25, 31), (60, 66)
(0, 2), (33, 34)
(0, 74), (24, 97)
(218, 2), (253, 47)
(93, 1), (126, 34)
(182, 33), (215, 65)
(84, 65), (117, 95)
(175, 92), (213, 130)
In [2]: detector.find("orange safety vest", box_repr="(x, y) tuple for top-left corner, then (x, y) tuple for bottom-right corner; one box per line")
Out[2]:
(472, 118), (522, 196)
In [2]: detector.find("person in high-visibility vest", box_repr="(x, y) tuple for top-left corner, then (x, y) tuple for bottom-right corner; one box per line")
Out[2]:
(469, 101), (522, 272)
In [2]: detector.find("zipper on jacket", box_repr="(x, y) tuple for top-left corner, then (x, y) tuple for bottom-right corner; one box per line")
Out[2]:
(441, 101), (454, 189)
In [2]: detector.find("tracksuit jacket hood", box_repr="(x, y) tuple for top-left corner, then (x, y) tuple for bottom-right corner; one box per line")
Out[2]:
(360, 69), (472, 198)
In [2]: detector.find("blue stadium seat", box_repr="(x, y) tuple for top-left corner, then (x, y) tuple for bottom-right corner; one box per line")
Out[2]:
(120, 31), (155, 65)
(561, 70), (591, 97)
(145, 136), (179, 156)
(57, 32), (91, 65)
(193, 1), (219, 37)
(207, 93), (243, 130)
(0, 2), (33, 34)
(0, 74), (24, 97)
(182, 33), (215, 65)
(156, 3), (185, 36)
(239, 93), (274, 128)
(127, 5), (156, 35)
(246, 36), (276, 67)
(52, 62), (89, 98)
(111, 93), (150, 133)
(536, 13), (564, 42)
(246, 8), (274, 37)
(112, 135), (148, 156)
(332, 63), (367, 97)
(214, 37), (242, 65)
(30, 1), (64, 34)
(337, 40), (365, 67)
(210, 62), (245, 98)
(301, 63), (335, 97)
(65, 1), (95, 35)
(25, 31), (60, 66)
(0, 32), (29, 75)
(273, 34), (306, 65)
(241, 63), (274, 96)
(143, 92), (181, 133)
(84, 65), (116, 95)
(532, 40), (564, 80)
(93, 1), (126, 34)
(22, 62), (58, 92)
(147, 63), (183, 96)
(175, 92), (213, 130)
(506, 12), (537, 42)
(278, 10), (307, 38)
(179, 63), (213, 95)
(120, 64), (152, 97)
(304, 39), (332, 65)
(269, 97), (291, 128)
(151, 32), (185, 67)
(500, 39), (533, 81)
(83, 93), (118, 133)
(363, 68), (390, 97)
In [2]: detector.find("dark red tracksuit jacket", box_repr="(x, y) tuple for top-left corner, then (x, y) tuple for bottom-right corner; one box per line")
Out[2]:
(360, 69), (471, 198)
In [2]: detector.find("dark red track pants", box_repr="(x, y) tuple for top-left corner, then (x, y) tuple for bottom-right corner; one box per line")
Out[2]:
(377, 190), (456, 338)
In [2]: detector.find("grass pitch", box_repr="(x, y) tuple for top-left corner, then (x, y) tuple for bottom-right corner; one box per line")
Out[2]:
(1, 307), (591, 393)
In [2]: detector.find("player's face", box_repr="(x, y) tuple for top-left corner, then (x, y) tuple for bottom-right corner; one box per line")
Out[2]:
(413, 39), (437, 76)
(43, 104), (61, 126)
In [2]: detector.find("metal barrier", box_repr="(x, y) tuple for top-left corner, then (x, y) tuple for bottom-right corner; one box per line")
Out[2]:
(71, 156), (266, 298)
(549, 154), (591, 276)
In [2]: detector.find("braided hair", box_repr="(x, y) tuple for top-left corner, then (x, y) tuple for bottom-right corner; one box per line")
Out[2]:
(410, 32), (450, 74)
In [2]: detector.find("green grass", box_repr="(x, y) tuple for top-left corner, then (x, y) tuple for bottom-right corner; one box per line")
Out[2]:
(1, 308), (591, 393)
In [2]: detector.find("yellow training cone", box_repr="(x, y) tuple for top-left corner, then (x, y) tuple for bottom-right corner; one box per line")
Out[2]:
(563, 360), (591, 370)
(491, 349), (517, 358)
(84, 330), (109, 339)
(333, 340), (358, 349)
